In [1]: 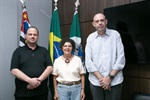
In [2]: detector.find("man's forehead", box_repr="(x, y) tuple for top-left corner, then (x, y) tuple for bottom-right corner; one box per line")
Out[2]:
(93, 14), (105, 20)
(27, 28), (37, 33)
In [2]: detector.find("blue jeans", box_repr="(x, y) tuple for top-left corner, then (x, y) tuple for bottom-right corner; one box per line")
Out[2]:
(57, 83), (81, 100)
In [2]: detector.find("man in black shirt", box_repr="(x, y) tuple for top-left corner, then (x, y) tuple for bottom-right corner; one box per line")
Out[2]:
(10, 26), (53, 100)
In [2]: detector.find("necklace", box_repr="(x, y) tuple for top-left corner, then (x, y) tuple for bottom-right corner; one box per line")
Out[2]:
(63, 55), (72, 63)
(65, 59), (70, 63)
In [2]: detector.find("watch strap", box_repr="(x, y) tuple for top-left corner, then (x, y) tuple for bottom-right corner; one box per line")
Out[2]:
(109, 74), (114, 80)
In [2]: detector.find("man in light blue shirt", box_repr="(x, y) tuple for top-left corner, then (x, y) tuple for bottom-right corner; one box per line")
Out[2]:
(85, 13), (125, 100)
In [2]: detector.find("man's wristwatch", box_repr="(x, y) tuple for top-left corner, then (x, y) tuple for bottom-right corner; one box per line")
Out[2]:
(109, 74), (114, 80)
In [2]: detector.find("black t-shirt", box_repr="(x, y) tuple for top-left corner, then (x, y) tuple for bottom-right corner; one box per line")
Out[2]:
(10, 44), (52, 97)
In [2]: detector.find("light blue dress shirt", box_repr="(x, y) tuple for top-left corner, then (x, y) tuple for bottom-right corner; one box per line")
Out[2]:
(85, 28), (125, 86)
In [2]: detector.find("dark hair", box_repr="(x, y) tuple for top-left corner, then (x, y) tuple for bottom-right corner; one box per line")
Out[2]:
(26, 26), (39, 35)
(59, 38), (75, 52)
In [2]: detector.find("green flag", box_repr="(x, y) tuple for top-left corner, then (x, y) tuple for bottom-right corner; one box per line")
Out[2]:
(69, 11), (84, 62)
(70, 9), (90, 94)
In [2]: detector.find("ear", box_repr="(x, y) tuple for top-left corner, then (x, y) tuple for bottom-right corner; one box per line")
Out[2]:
(105, 19), (108, 25)
(24, 34), (27, 40)
(92, 21), (96, 27)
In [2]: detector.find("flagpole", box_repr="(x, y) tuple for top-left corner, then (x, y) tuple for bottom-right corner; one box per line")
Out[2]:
(49, 0), (62, 98)
(19, 0), (31, 47)
(19, 0), (26, 8)
(19, 0), (26, 47)
(75, 0), (80, 12)
(20, 0), (26, 6)
(54, 0), (58, 10)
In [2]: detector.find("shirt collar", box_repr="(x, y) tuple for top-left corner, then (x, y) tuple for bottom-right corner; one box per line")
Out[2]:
(95, 28), (110, 38)
(25, 44), (39, 51)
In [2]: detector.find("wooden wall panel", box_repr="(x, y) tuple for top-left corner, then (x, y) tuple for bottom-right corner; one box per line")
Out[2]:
(131, 0), (144, 3)
(60, 25), (71, 39)
(58, 0), (76, 25)
(122, 77), (150, 100)
(104, 0), (130, 8)
(124, 0), (131, 4)
(79, 0), (104, 22)
(124, 64), (150, 78)
(122, 63), (150, 100)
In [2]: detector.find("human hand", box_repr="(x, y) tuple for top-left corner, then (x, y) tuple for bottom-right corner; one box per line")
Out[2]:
(54, 92), (59, 100)
(80, 89), (85, 100)
(100, 77), (111, 91)
(27, 78), (41, 89)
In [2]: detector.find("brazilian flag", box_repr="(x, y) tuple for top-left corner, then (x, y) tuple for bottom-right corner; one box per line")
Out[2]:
(48, 7), (62, 99)
(48, 7), (62, 63)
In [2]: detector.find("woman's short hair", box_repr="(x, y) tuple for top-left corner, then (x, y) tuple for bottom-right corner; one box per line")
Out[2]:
(59, 38), (75, 52)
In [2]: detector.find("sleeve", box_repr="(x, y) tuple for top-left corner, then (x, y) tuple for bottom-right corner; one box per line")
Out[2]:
(78, 57), (85, 74)
(113, 33), (126, 70)
(52, 59), (58, 75)
(10, 48), (20, 70)
(45, 48), (52, 67)
(85, 36), (98, 73)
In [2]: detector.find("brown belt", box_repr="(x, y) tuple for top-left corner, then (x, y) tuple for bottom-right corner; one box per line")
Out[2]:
(58, 81), (81, 86)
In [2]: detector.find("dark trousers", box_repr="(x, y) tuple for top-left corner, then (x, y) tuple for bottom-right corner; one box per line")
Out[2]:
(90, 83), (122, 100)
(15, 93), (48, 100)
